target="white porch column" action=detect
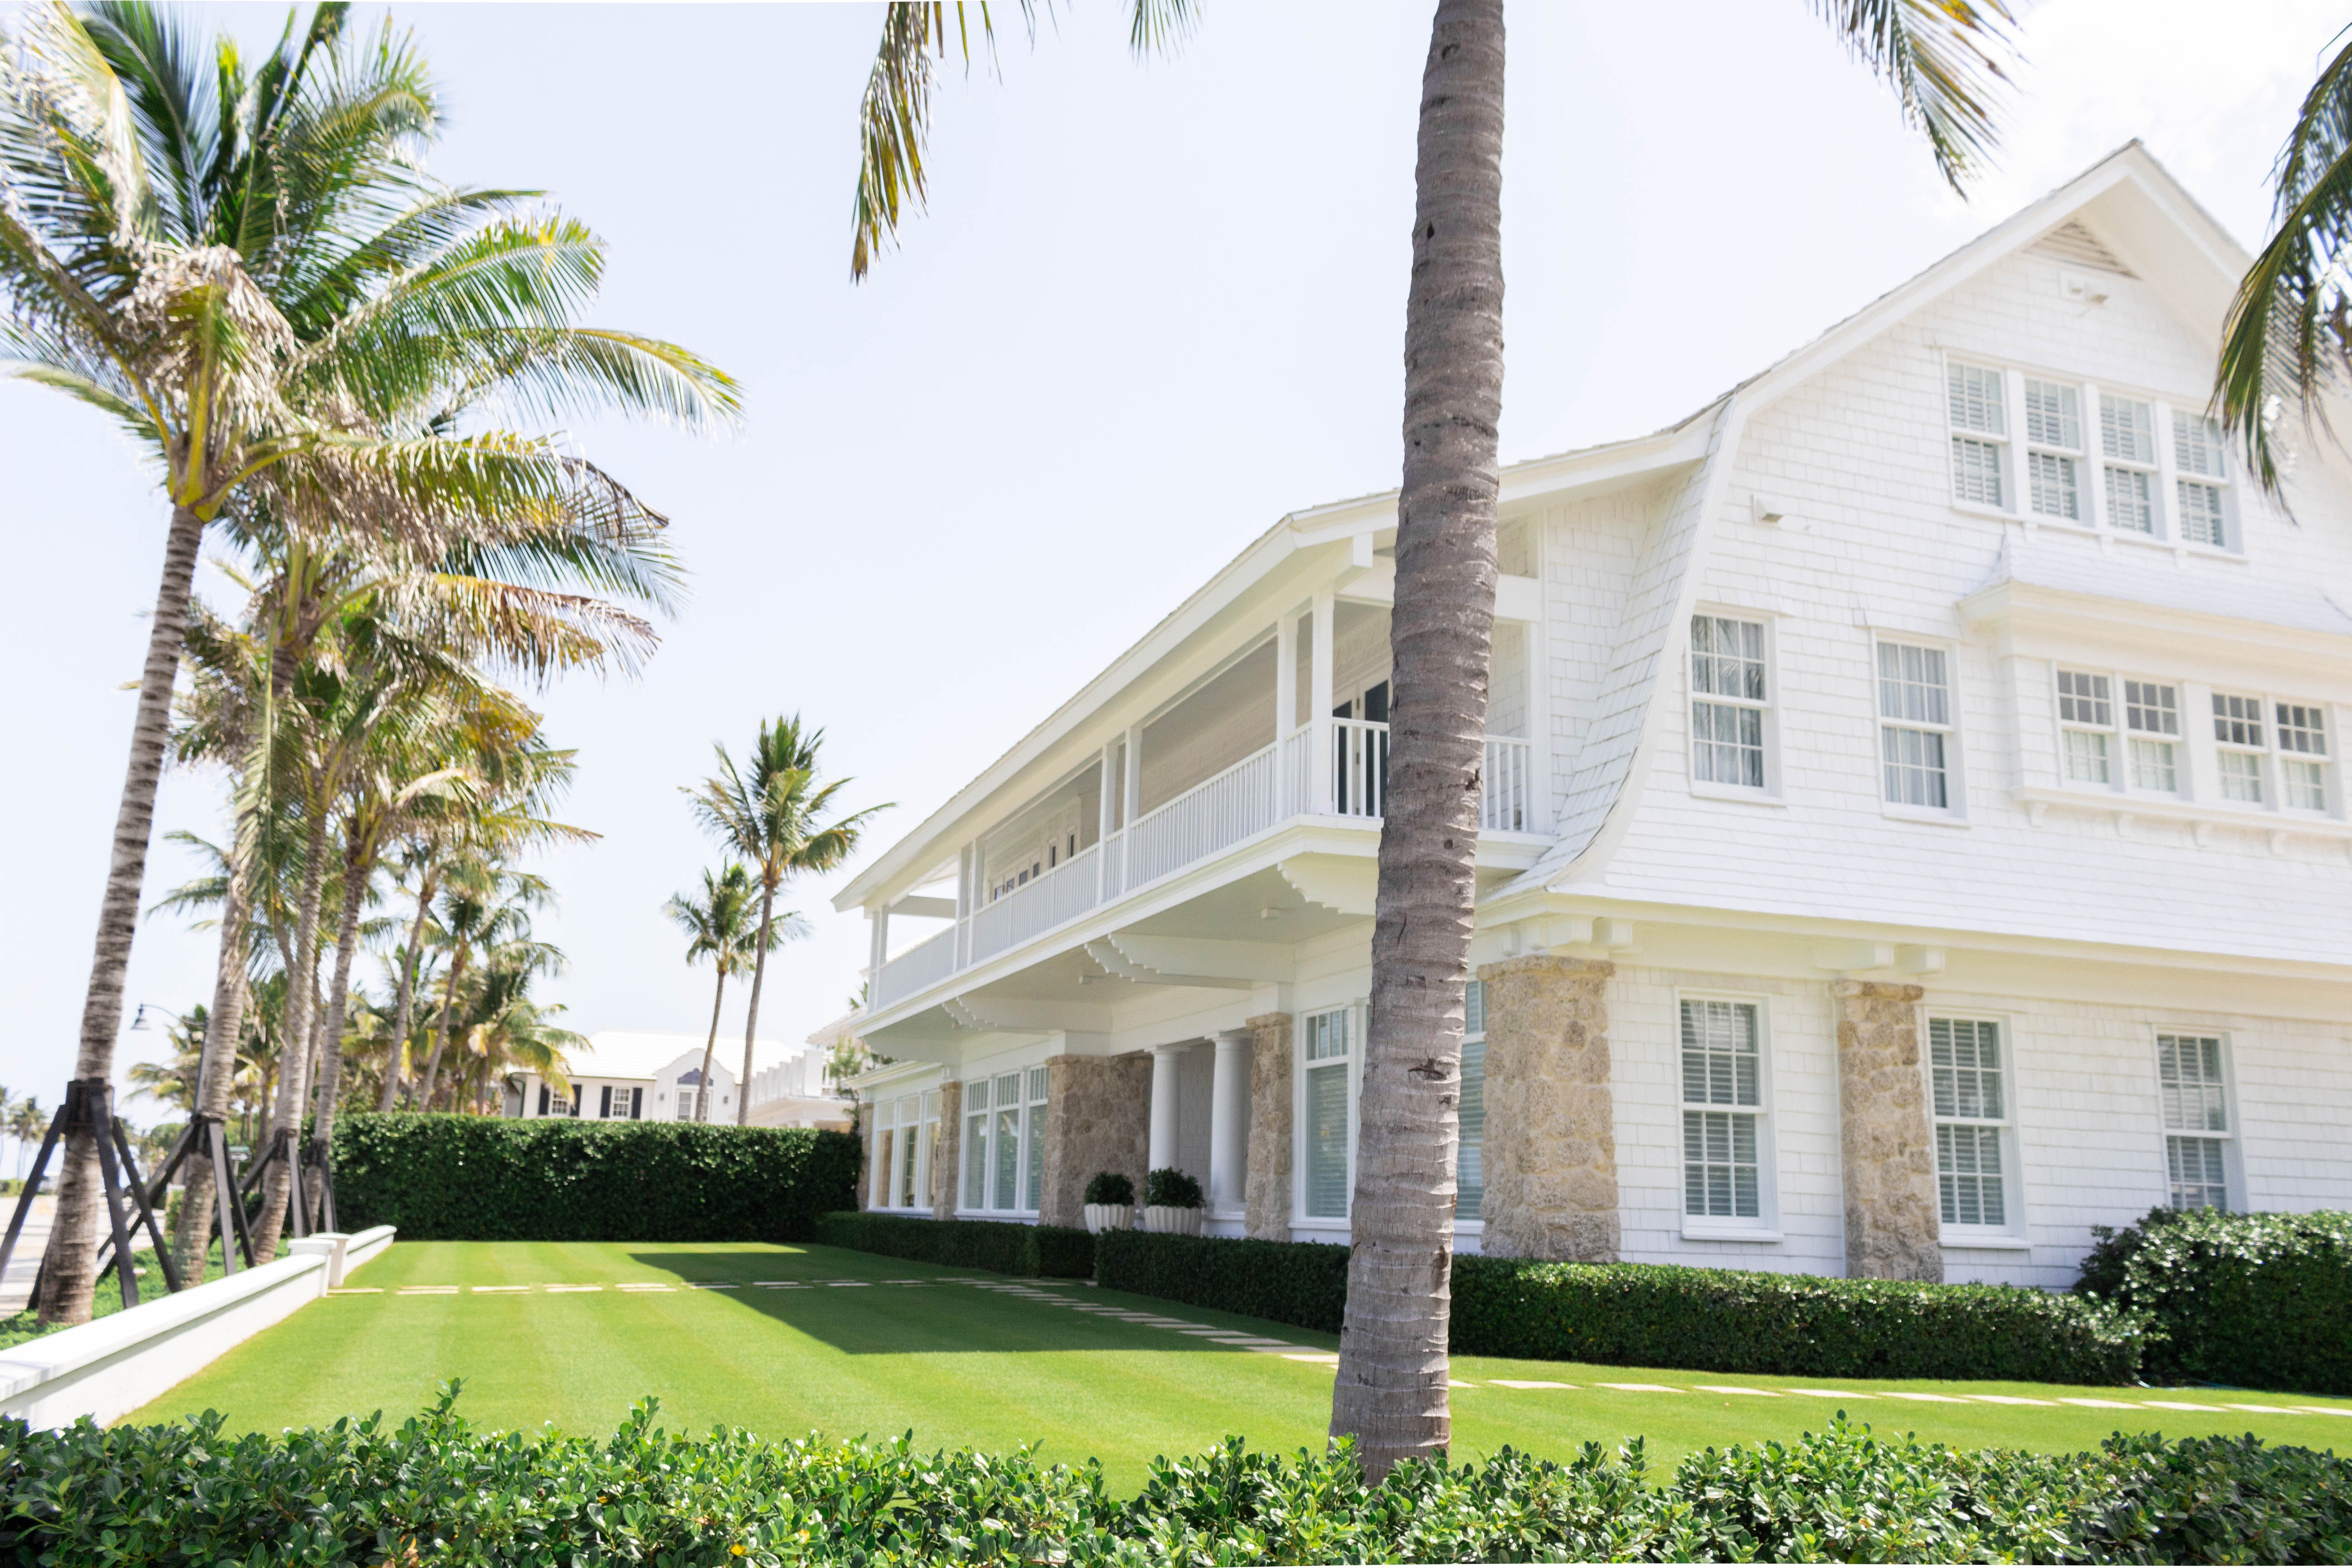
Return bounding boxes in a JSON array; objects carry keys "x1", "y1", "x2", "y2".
[
  {"x1": 1209, "y1": 1028, "x2": 1252, "y2": 1215},
  {"x1": 1097, "y1": 740, "x2": 1119, "y2": 900},
  {"x1": 1122, "y1": 723, "x2": 1144, "y2": 882},
  {"x1": 1309, "y1": 587, "x2": 1336, "y2": 813},
  {"x1": 954, "y1": 843, "x2": 973, "y2": 967},
  {"x1": 1148, "y1": 1043, "x2": 1187, "y2": 1175},
  {"x1": 1274, "y1": 612, "x2": 1298, "y2": 810},
  {"x1": 867, "y1": 908, "x2": 890, "y2": 1001}
]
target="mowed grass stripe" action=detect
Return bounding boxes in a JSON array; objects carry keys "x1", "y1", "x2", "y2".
[{"x1": 122, "y1": 1243, "x2": 2347, "y2": 1489}]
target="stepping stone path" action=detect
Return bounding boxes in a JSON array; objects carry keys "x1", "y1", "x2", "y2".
[{"x1": 353, "y1": 1272, "x2": 2352, "y2": 1424}]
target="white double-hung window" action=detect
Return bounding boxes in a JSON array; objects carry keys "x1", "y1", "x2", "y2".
[
  {"x1": 1928, "y1": 1017, "x2": 2014, "y2": 1233},
  {"x1": 2209, "y1": 691, "x2": 2331, "y2": 812},
  {"x1": 2101, "y1": 394, "x2": 2159, "y2": 534},
  {"x1": 1690, "y1": 614, "x2": 1770, "y2": 791},
  {"x1": 2055, "y1": 669, "x2": 2112, "y2": 784},
  {"x1": 2157, "y1": 1034, "x2": 2232, "y2": 1211},
  {"x1": 1948, "y1": 362, "x2": 2008, "y2": 506},
  {"x1": 2126, "y1": 680, "x2": 2182, "y2": 793},
  {"x1": 1301, "y1": 1007, "x2": 1354, "y2": 1220},
  {"x1": 871, "y1": 1093, "x2": 939, "y2": 1211},
  {"x1": 1456, "y1": 981, "x2": 1486, "y2": 1225},
  {"x1": 2022, "y1": 378, "x2": 2084, "y2": 521},
  {"x1": 1681, "y1": 998, "x2": 1769, "y2": 1227},
  {"x1": 2277, "y1": 703, "x2": 2332, "y2": 811},
  {"x1": 2172, "y1": 413, "x2": 2234, "y2": 549},
  {"x1": 2211, "y1": 692, "x2": 2268, "y2": 804},
  {"x1": 1878, "y1": 640, "x2": 1957, "y2": 812},
  {"x1": 960, "y1": 1068, "x2": 1048, "y2": 1213}
]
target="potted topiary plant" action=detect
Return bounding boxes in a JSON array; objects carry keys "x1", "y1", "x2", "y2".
[
  {"x1": 1082, "y1": 1171, "x2": 1135, "y2": 1234},
  {"x1": 1142, "y1": 1166, "x2": 1205, "y2": 1235}
]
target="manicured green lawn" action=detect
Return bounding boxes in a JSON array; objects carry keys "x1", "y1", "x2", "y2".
[{"x1": 128, "y1": 1241, "x2": 2351, "y2": 1489}]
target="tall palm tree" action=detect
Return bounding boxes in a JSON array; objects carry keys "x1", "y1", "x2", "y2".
[
  {"x1": 848, "y1": 0, "x2": 2014, "y2": 1477},
  {"x1": 2218, "y1": 37, "x2": 2352, "y2": 500},
  {"x1": 664, "y1": 863, "x2": 798, "y2": 1122},
  {"x1": 687, "y1": 718, "x2": 887, "y2": 1125},
  {"x1": 414, "y1": 869, "x2": 550, "y2": 1111},
  {"x1": 4, "y1": 0, "x2": 736, "y2": 1325}
]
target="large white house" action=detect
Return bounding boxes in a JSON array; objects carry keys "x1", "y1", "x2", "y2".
[
  {"x1": 505, "y1": 1031, "x2": 852, "y2": 1130},
  {"x1": 833, "y1": 145, "x2": 2352, "y2": 1290}
]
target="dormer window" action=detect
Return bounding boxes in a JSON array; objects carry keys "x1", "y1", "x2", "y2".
[
  {"x1": 2099, "y1": 395, "x2": 2157, "y2": 533},
  {"x1": 2173, "y1": 412, "x2": 2232, "y2": 548},
  {"x1": 2022, "y1": 378, "x2": 2082, "y2": 521},
  {"x1": 1947, "y1": 362, "x2": 2007, "y2": 507}
]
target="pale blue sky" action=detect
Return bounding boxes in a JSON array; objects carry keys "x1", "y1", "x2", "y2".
[{"x1": 1, "y1": 0, "x2": 2337, "y2": 1116}]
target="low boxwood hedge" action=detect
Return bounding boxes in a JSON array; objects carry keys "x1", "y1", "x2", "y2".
[
  {"x1": 1098, "y1": 1230, "x2": 2145, "y2": 1384},
  {"x1": 15, "y1": 1389, "x2": 2352, "y2": 1563},
  {"x1": 814, "y1": 1210, "x2": 1095, "y2": 1278},
  {"x1": 331, "y1": 1114, "x2": 859, "y2": 1242},
  {"x1": 2078, "y1": 1207, "x2": 2352, "y2": 1394}
]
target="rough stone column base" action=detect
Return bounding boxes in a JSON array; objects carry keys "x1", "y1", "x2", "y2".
[
  {"x1": 855, "y1": 1102, "x2": 877, "y2": 1211},
  {"x1": 1037, "y1": 1054, "x2": 1150, "y2": 1231},
  {"x1": 930, "y1": 1079, "x2": 963, "y2": 1220},
  {"x1": 1478, "y1": 954, "x2": 1620, "y2": 1262},
  {"x1": 1244, "y1": 1012, "x2": 1293, "y2": 1240},
  {"x1": 1833, "y1": 980, "x2": 1944, "y2": 1282}
]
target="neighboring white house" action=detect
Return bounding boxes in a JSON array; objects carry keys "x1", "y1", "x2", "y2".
[
  {"x1": 504, "y1": 1031, "x2": 852, "y2": 1130},
  {"x1": 831, "y1": 144, "x2": 2352, "y2": 1291}
]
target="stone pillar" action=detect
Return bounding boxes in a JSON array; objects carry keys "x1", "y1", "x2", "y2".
[
  {"x1": 1208, "y1": 1029, "x2": 1252, "y2": 1217},
  {"x1": 930, "y1": 1079, "x2": 962, "y2": 1220},
  {"x1": 1833, "y1": 980, "x2": 1944, "y2": 1282},
  {"x1": 1148, "y1": 1044, "x2": 1188, "y2": 1175},
  {"x1": 1478, "y1": 954, "x2": 1620, "y2": 1261},
  {"x1": 1244, "y1": 1012, "x2": 1293, "y2": 1240},
  {"x1": 856, "y1": 1101, "x2": 878, "y2": 1211},
  {"x1": 1036, "y1": 1053, "x2": 1151, "y2": 1230}
]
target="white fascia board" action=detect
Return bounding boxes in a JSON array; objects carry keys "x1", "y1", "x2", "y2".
[
  {"x1": 1959, "y1": 579, "x2": 2352, "y2": 679},
  {"x1": 847, "y1": 1058, "x2": 943, "y2": 1094}
]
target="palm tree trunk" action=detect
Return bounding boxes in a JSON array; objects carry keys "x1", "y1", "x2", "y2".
[
  {"x1": 416, "y1": 942, "x2": 467, "y2": 1112},
  {"x1": 308, "y1": 838, "x2": 368, "y2": 1210},
  {"x1": 1328, "y1": 0, "x2": 1506, "y2": 1483},
  {"x1": 379, "y1": 875, "x2": 435, "y2": 1112},
  {"x1": 40, "y1": 502, "x2": 208, "y2": 1325},
  {"x1": 737, "y1": 890, "x2": 778, "y2": 1126},
  {"x1": 695, "y1": 969, "x2": 728, "y2": 1123},
  {"x1": 254, "y1": 804, "x2": 332, "y2": 1259}
]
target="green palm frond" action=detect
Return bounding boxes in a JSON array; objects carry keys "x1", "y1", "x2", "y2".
[
  {"x1": 2218, "y1": 34, "x2": 2352, "y2": 502},
  {"x1": 1806, "y1": 0, "x2": 2016, "y2": 195}
]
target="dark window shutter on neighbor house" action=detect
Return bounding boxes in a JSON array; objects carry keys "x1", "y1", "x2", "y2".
[
  {"x1": 538, "y1": 1084, "x2": 549, "y2": 1116},
  {"x1": 600, "y1": 1085, "x2": 612, "y2": 1117},
  {"x1": 631, "y1": 1087, "x2": 644, "y2": 1118}
]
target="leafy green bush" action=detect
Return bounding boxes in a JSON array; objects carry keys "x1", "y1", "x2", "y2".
[
  {"x1": 1099, "y1": 1231, "x2": 2142, "y2": 1382},
  {"x1": 1144, "y1": 1167, "x2": 1202, "y2": 1209},
  {"x1": 1097, "y1": 1229, "x2": 1349, "y2": 1330},
  {"x1": 13, "y1": 1389, "x2": 2352, "y2": 1564},
  {"x1": 2076, "y1": 1207, "x2": 2352, "y2": 1394},
  {"x1": 1083, "y1": 1171, "x2": 1134, "y2": 1206},
  {"x1": 331, "y1": 1114, "x2": 859, "y2": 1242},
  {"x1": 815, "y1": 1211, "x2": 1095, "y2": 1278}
]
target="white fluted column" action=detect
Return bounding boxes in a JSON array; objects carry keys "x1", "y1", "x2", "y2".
[
  {"x1": 1148, "y1": 1044, "x2": 1186, "y2": 1175},
  {"x1": 1209, "y1": 1029, "x2": 1251, "y2": 1216}
]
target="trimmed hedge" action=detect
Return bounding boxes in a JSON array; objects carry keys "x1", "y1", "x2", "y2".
[
  {"x1": 15, "y1": 1392, "x2": 2352, "y2": 1563},
  {"x1": 1098, "y1": 1230, "x2": 2145, "y2": 1383},
  {"x1": 331, "y1": 1114, "x2": 859, "y2": 1242},
  {"x1": 2078, "y1": 1207, "x2": 2352, "y2": 1394},
  {"x1": 815, "y1": 1211, "x2": 1096, "y2": 1278}
]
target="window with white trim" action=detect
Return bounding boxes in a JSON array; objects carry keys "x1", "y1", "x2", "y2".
[
  {"x1": 959, "y1": 1068, "x2": 1048, "y2": 1213},
  {"x1": 2100, "y1": 393, "x2": 2158, "y2": 534},
  {"x1": 1457, "y1": 982, "x2": 1485, "y2": 1224},
  {"x1": 1878, "y1": 641, "x2": 1955, "y2": 810},
  {"x1": 2055, "y1": 669, "x2": 2112, "y2": 784},
  {"x1": 2172, "y1": 412, "x2": 2233, "y2": 549},
  {"x1": 2022, "y1": 377, "x2": 2083, "y2": 521},
  {"x1": 2126, "y1": 680, "x2": 2181, "y2": 793},
  {"x1": 1690, "y1": 615, "x2": 1769, "y2": 790},
  {"x1": 1948, "y1": 362, "x2": 2008, "y2": 507},
  {"x1": 2212, "y1": 693, "x2": 2267, "y2": 804},
  {"x1": 1928, "y1": 1018, "x2": 2012, "y2": 1230},
  {"x1": 2157, "y1": 1034, "x2": 2231, "y2": 1211},
  {"x1": 1302, "y1": 1008, "x2": 1353, "y2": 1219},
  {"x1": 2277, "y1": 703, "x2": 2331, "y2": 811},
  {"x1": 1680, "y1": 999, "x2": 1767, "y2": 1223}
]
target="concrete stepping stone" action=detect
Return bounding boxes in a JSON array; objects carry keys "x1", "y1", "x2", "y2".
[
  {"x1": 327, "y1": 1288, "x2": 382, "y2": 1295},
  {"x1": 2057, "y1": 1397, "x2": 2137, "y2": 1409},
  {"x1": 688, "y1": 1282, "x2": 739, "y2": 1289},
  {"x1": 1967, "y1": 1395, "x2": 2055, "y2": 1406},
  {"x1": 1283, "y1": 1352, "x2": 1340, "y2": 1364},
  {"x1": 1880, "y1": 1392, "x2": 1970, "y2": 1402},
  {"x1": 2224, "y1": 1403, "x2": 2287, "y2": 1412},
  {"x1": 1785, "y1": 1389, "x2": 1872, "y2": 1399},
  {"x1": 824, "y1": 1281, "x2": 872, "y2": 1288},
  {"x1": 1450, "y1": 1380, "x2": 1476, "y2": 1389},
  {"x1": 616, "y1": 1283, "x2": 674, "y2": 1292},
  {"x1": 1492, "y1": 1380, "x2": 1577, "y2": 1390},
  {"x1": 471, "y1": 1285, "x2": 530, "y2": 1294},
  {"x1": 1690, "y1": 1385, "x2": 1776, "y2": 1396},
  {"x1": 2296, "y1": 1406, "x2": 2352, "y2": 1416},
  {"x1": 1207, "y1": 1336, "x2": 1289, "y2": 1346},
  {"x1": 546, "y1": 1285, "x2": 603, "y2": 1293},
  {"x1": 398, "y1": 1286, "x2": 458, "y2": 1295},
  {"x1": 1599, "y1": 1383, "x2": 1682, "y2": 1393},
  {"x1": 2141, "y1": 1400, "x2": 2223, "y2": 1411}
]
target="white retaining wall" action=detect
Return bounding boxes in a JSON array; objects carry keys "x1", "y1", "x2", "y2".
[{"x1": 0, "y1": 1223, "x2": 395, "y2": 1429}]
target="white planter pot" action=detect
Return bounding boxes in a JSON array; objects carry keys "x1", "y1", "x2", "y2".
[
  {"x1": 1083, "y1": 1203, "x2": 1132, "y2": 1235},
  {"x1": 1142, "y1": 1205, "x2": 1204, "y2": 1236}
]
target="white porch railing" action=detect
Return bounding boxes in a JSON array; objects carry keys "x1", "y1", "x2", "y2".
[{"x1": 872, "y1": 720, "x2": 1541, "y2": 1009}]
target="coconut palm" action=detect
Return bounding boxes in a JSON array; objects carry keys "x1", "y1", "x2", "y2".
[
  {"x1": 414, "y1": 869, "x2": 552, "y2": 1112},
  {"x1": 5, "y1": 1, "x2": 736, "y2": 1324},
  {"x1": 665, "y1": 863, "x2": 799, "y2": 1123},
  {"x1": 10, "y1": 1101, "x2": 46, "y2": 1181},
  {"x1": 849, "y1": 0, "x2": 2014, "y2": 1477},
  {"x1": 2217, "y1": 38, "x2": 2352, "y2": 499},
  {"x1": 687, "y1": 718, "x2": 887, "y2": 1126}
]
